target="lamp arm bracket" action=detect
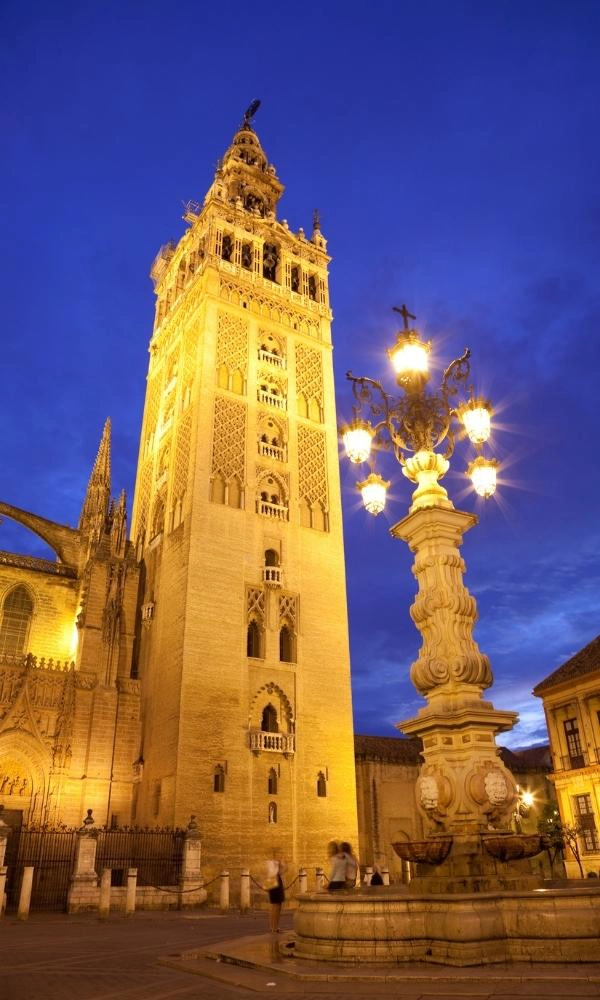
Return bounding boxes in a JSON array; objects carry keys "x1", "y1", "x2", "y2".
[{"x1": 441, "y1": 348, "x2": 471, "y2": 400}]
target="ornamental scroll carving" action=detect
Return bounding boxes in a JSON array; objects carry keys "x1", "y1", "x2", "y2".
[{"x1": 407, "y1": 546, "x2": 492, "y2": 696}]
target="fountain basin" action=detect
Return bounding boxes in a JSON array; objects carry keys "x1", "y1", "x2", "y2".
[
  {"x1": 481, "y1": 833, "x2": 545, "y2": 862},
  {"x1": 392, "y1": 837, "x2": 453, "y2": 865},
  {"x1": 294, "y1": 886, "x2": 600, "y2": 965}
]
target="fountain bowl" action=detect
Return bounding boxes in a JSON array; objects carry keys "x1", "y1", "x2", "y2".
[
  {"x1": 481, "y1": 833, "x2": 545, "y2": 862},
  {"x1": 392, "y1": 837, "x2": 453, "y2": 865}
]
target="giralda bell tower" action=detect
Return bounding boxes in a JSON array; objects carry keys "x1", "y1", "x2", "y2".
[{"x1": 131, "y1": 104, "x2": 358, "y2": 878}]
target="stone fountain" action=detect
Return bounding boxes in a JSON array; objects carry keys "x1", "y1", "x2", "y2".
[{"x1": 294, "y1": 320, "x2": 600, "y2": 965}]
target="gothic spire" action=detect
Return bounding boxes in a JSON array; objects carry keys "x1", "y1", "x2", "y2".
[{"x1": 78, "y1": 418, "x2": 112, "y2": 538}]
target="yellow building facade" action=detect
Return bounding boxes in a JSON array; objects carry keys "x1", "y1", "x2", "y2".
[
  {"x1": 534, "y1": 635, "x2": 600, "y2": 876},
  {"x1": 129, "y1": 113, "x2": 358, "y2": 878}
]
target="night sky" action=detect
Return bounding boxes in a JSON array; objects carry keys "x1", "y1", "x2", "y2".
[{"x1": 2, "y1": 2, "x2": 599, "y2": 748}]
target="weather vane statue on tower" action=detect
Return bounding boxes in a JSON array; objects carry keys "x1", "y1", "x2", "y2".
[{"x1": 242, "y1": 99, "x2": 261, "y2": 128}]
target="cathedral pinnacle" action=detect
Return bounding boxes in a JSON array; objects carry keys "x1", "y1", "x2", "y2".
[{"x1": 78, "y1": 418, "x2": 112, "y2": 538}]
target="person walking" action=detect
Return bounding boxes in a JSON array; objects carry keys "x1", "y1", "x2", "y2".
[
  {"x1": 264, "y1": 852, "x2": 286, "y2": 932},
  {"x1": 327, "y1": 841, "x2": 347, "y2": 892},
  {"x1": 341, "y1": 841, "x2": 359, "y2": 889}
]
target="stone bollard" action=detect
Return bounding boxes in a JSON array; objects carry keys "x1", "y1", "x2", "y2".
[
  {"x1": 178, "y1": 815, "x2": 206, "y2": 909},
  {"x1": 220, "y1": 871, "x2": 230, "y2": 911},
  {"x1": 68, "y1": 809, "x2": 99, "y2": 914},
  {"x1": 299, "y1": 867, "x2": 308, "y2": 893},
  {"x1": 18, "y1": 866, "x2": 34, "y2": 921},
  {"x1": 0, "y1": 866, "x2": 7, "y2": 916},
  {"x1": 316, "y1": 866, "x2": 326, "y2": 891},
  {"x1": 98, "y1": 868, "x2": 111, "y2": 920},
  {"x1": 382, "y1": 866, "x2": 390, "y2": 886},
  {"x1": 125, "y1": 868, "x2": 137, "y2": 917},
  {"x1": 365, "y1": 866, "x2": 373, "y2": 885},
  {"x1": 240, "y1": 868, "x2": 250, "y2": 913}
]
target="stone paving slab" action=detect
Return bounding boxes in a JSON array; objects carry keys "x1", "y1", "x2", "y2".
[
  {"x1": 1, "y1": 909, "x2": 599, "y2": 1000},
  {"x1": 165, "y1": 930, "x2": 600, "y2": 996}
]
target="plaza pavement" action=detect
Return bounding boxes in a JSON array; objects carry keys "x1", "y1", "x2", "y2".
[{"x1": 0, "y1": 908, "x2": 599, "y2": 1000}]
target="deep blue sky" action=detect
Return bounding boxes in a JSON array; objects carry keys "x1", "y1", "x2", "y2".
[{"x1": 2, "y1": 2, "x2": 599, "y2": 748}]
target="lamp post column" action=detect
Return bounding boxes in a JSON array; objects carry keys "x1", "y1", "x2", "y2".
[{"x1": 391, "y1": 490, "x2": 541, "y2": 891}]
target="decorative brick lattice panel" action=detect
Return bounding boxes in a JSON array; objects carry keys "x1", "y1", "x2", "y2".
[
  {"x1": 279, "y1": 594, "x2": 298, "y2": 629},
  {"x1": 216, "y1": 311, "x2": 248, "y2": 376},
  {"x1": 181, "y1": 325, "x2": 197, "y2": 388},
  {"x1": 297, "y1": 426, "x2": 328, "y2": 508},
  {"x1": 144, "y1": 375, "x2": 161, "y2": 442},
  {"x1": 211, "y1": 396, "x2": 246, "y2": 480},
  {"x1": 136, "y1": 461, "x2": 152, "y2": 538},
  {"x1": 247, "y1": 587, "x2": 265, "y2": 625},
  {"x1": 219, "y1": 279, "x2": 320, "y2": 338},
  {"x1": 173, "y1": 409, "x2": 192, "y2": 501},
  {"x1": 295, "y1": 345, "x2": 323, "y2": 407}
]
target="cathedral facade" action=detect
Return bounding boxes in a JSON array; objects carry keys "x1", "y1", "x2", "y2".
[{"x1": 0, "y1": 113, "x2": 359, "y2": 879}]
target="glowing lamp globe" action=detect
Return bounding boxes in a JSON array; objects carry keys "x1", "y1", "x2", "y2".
[
  {"x1": 459, "y1": 398, "x2": 492, "y2": 445},
  {"x1": 357, "y1": 473, "x2": 390, "y2": 516},
  {"x1": 388, "y1": 332, "x2": 430, "y2": 379},
  {"x1": 468, "y1": 456, "x2": 498, "y2": 498},
  {"x1": 341, "y1": 421, "x2": 374, "y2": 464},
  {"x1": 521, "y1": 791, "x2": 535, "y2": 809}
]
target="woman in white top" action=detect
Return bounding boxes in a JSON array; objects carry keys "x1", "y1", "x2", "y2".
[
  {"x1": 264, "y1": 854, "x2": 286, "y2": 932},
  {"x1": 327, "y1": 841, "x2": 347, "y2": 892}
]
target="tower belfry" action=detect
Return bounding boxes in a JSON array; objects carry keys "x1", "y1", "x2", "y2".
[{"x1": 131, "y1": 108, "x2": 357, "y2": 876}]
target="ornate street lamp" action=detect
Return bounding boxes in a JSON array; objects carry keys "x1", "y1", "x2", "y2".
[
  {"x1": 340, "y1": 306, "x2": 539, "y2": 895},
  {"x1": 341, "y1": 304, "x2": 498, "y2": 515}
]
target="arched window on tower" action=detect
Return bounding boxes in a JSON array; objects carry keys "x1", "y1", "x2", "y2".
[
  {"x1": 247, "y1": 620, "x2": 263, "y2": 658},
  {"x1": 279, "y1": 625, "x2": 295, "y2": 663},
  {"x1": 0, "y1": 585, "x2": 34, "y2": 656},
  {"x1": 221, "y1": 234, "x2": 233, "y2": 262},
  {"x1": 261, "y1": 703, "x2": 279, "y2": 733},
  {"x1": 317, "y1": 771, "x2": 327, "y2": 798},
  {"x1": 262, "y1": 243, "x2": 279, "y2": 283},
  {"x1": 308, "y1": 274, "x2": 317, "y2": 301},
  {"x1": 268, "y1": 768, "x2": 278, "y2": 795},
  {"x1": 241, "y1": 242, "x2": 253, "y2": 270},
  {"x1": 213, "y1": 765, "x2": 225, "y2": 793}
]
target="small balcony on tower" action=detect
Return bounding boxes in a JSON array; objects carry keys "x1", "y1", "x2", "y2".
[
  {"x1": 249, "y1": 730, "x2": 295, "y2": 755},
  {"x1": 263, "y1": 548, "x2": 282, "y2": 588},
  {"x1": 257, "y1": 498, "x2": 288, "y2": 520},
  {"x1": 258, "y1": 383, "x2": 287, "y2": 411},
  {"x1": 258, "y1": 440, "x2": 286, "y2": 462},
  {"x1": 258, "y1": 347, "x2": 286, "y2": 369}
]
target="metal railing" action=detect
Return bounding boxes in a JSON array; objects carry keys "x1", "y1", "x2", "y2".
[
  {"x1": 96, "y1": 829, "x2": 185, "y2": 888},
  {"x1": 556, "y1": 748, "x2": 600, "y2": 771}
]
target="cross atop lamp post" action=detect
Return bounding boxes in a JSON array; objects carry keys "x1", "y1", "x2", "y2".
[{"x1": 340, "y1": 308, "x2": 539, "y2": 894}]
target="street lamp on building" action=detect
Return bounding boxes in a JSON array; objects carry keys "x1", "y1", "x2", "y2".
[{"x1": 341, "y1": 305, "x2": 498, "y2": 514}]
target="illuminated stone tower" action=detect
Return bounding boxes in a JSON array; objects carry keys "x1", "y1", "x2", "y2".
[{"x1": 131, "y1": 107, "x2": 358, "y2": 878}]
